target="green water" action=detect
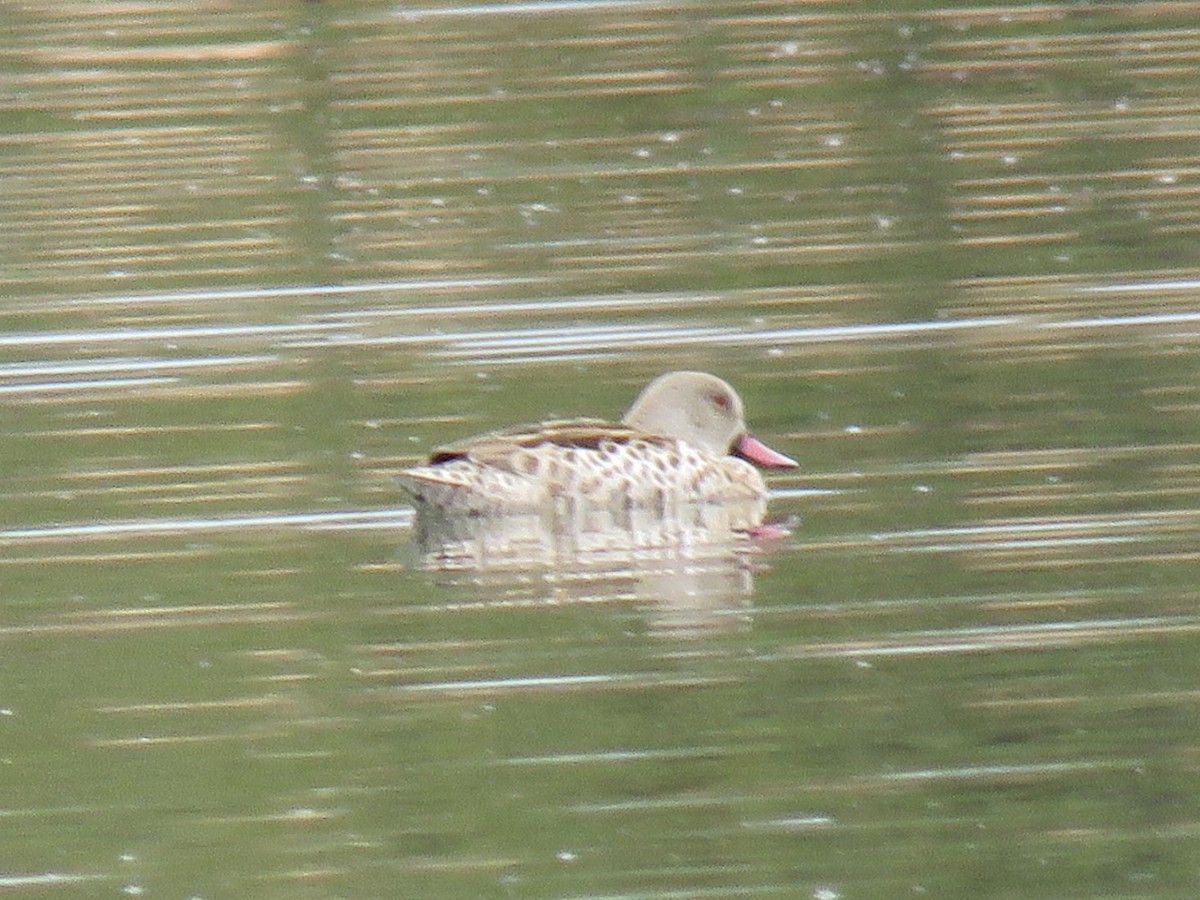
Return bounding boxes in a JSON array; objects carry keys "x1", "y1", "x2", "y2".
[{"x1": 4, "y1": 1, "x2": 1200, "y2": 897}]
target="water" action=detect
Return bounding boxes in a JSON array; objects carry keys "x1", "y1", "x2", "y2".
[{"x1": 4, "y1": 2, "x2": 1200, "y2": 897}]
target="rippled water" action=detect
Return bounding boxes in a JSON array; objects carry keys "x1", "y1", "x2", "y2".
[{"x1": 4, "y1": 2, "x2": 1200, "y2": 897}]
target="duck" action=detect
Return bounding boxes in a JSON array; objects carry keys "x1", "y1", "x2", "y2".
[{"x1": 397, "y1": 371, "x2": 797, "y2": 517}]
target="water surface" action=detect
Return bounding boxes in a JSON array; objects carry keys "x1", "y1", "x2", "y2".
[{"x1": 4, "y1": 2, "x2": 1200, "y2": 897}]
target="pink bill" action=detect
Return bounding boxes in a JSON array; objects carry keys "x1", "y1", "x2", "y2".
[{"x1": 735, "y1": 433, "x2": 798, "y2": 469}]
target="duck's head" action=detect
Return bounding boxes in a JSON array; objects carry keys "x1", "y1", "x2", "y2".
[{"x1": 622, "y1": 371, "x2": 798, "y2": 468}]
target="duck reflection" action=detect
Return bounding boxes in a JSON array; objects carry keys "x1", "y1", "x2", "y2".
[{"x1": 410, "y1": 502, "x2": 775, "y2": 636}]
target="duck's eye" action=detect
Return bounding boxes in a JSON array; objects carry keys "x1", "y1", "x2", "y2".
[{"x1": 710, "y1": 392, "x2": 732, "y2": 411}]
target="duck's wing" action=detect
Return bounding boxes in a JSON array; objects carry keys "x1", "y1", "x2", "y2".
[{"x1": 427, "y1": 418, "x2": 673, "y2": 472}]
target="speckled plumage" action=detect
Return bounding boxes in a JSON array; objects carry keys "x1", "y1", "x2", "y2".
[{"x1": 398, "y1": 372, "x2": 795, "y2": 518}]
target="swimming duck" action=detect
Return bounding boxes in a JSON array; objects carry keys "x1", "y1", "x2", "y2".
[{"x1": 398, "y1": 370, "x2": 797, "y2": 516}]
